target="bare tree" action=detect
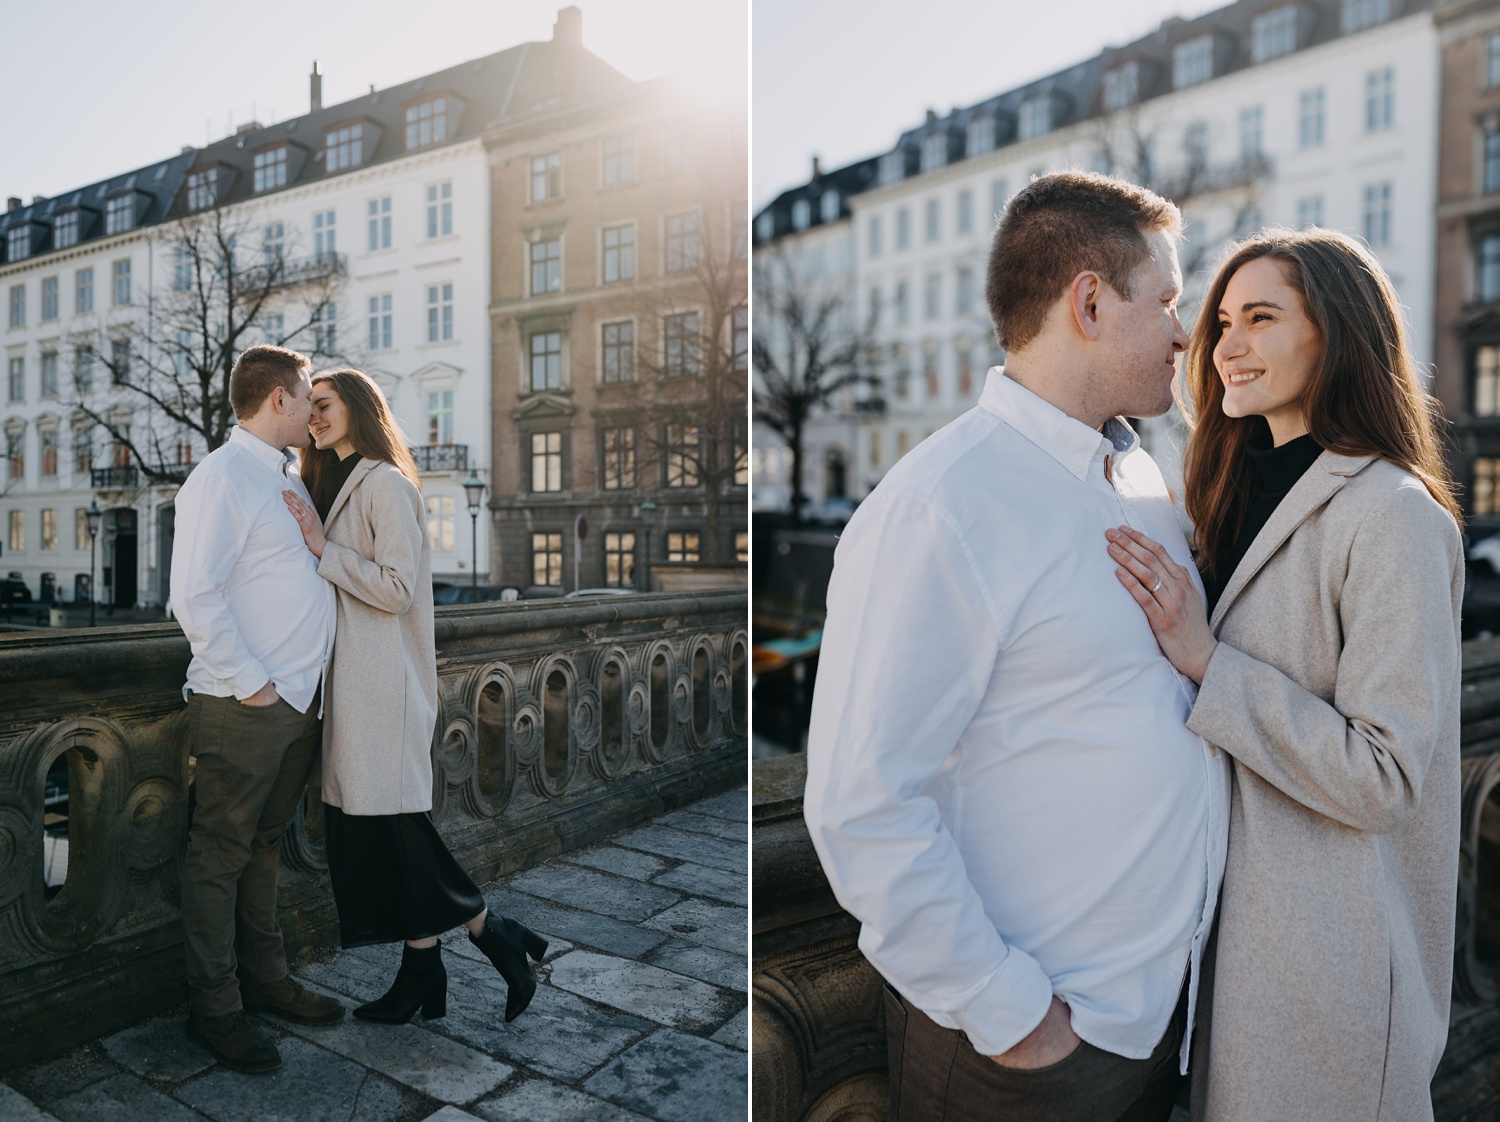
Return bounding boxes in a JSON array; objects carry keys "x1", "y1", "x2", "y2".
[
  {"x1": 71, "y1": 203, "x2": 347, "y2": 485},
  {"x1": 752, "y1": 249, "x2": 867, "y2": 523}
]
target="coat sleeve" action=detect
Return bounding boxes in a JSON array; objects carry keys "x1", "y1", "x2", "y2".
[
  {"x1": 316, "y1": 468, "x2": 424, "y2": 616},
  {"x1": 1187, "y1": 481, "x2": 1463, "y2": 834}
]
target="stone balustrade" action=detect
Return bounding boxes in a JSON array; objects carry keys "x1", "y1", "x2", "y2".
[
  {"x1": 753, "y1": 635, "x2": 1500, "y2": 1122},
  {"x1": 0, "y1": 590, "x2": 746, "y2": 1070}
]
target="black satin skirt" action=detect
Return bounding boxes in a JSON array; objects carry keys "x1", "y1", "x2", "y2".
[{"x1": 323, "y1": 804, "x2": 486, "y2": 947}]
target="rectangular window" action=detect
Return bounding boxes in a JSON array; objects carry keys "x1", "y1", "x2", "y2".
[
  {"x1": 54, "y1": 210, "x2": 79, "y2": 249},
  {"x1": 172, "y1": 247, "x2": 192, "y2": 292},
  {"x1": 1297, "y1": 195, "x2": 1324, "y2": 229},
  {"x1": 603, "y1": 532, "x2": 636, "y2": 588},
  {"x1": 7, "y1": 357, "x2": 22, "y2": 402},
  {"x1": 530, "y1": 331, "x2": 562, "y2": 391},
  {"x1": 112, "y1": 259, "x2": 131, "y2": 305},
  {"x1": 405, "y1": 97, "x2": 448, "y2": 150},
  {"x1": 325, "y1": 122, "x2": 363, "y2": 172},
  {"x1": 7, "y1": 432, "x2": 24, "y2": 481},
  {"x1": 314, "y1": 210, "x2": 336, "y2": 259},
  {"x1": 427, "y1": 389, "x2": 454, "y2": 445},
  {"x1": 263, "y1": 222, "x2": 285, "y2": 266},
  {"x1": 1299, "y1": 88, "x2": 1325, "y2": 148},
  {"x1": 603, "y1": 134, "x2": 636, "y2": 185},
  {"x1": 1366, "y1": 67, "x2": 1395, "y2": 132},
  {"x1": 1172, "y1": 35, "x2": 1214, "y2": 90},
  {"x1": 40, "y1": 432, "x2": 57, "y2": 478},
  {"x1": 40, "y1": 508, "x2": 56, "y2": 550},
  {"x1": 531, "y1": 153, "x2": 562, "y2": 203},
  {"x1": 40, "y1": 277, "x2": 58, "y2": 322},
  {"x1": 1342, "y1": 0, "x2": 1392, "y2": 34},
  {"x1": 1018, "y1": 97, "x2": 1054, "y2": 141},
  {"x1": 735, "y1": 531, "x2": 749, "y2": 562},
  {"x1": 111, "y1": 338, "x2": 131, "y2": 384},
  {"x1": 602, "y1": 427, "x2": 636, "y2": 490},
  {"x1": 1363, "y1": 182, "x2": 1393, "y2": 248},
  {"x1": 664, "y1": 312, "x2": 700, "y2": 377},
  {"x1": 602, "y1": 321, "x2": 634, "y2": 383},
  {"x1": 896, "y1": 208, "x2": 911, "y2": 250},
  {"x1": 1479, "y1": 233, "x2": 1500, "y2": 302},
  {"x1": 105, "y1": 194, "x2": 134, "y2": 234},
  {"x1": 666, "y1": 531, "x2": 700, "y2": 563},
  {"x1": 925, "y1": 199, "x2": 941, "y2": 243},
  {"x1": 1476, "y1": 344, "x2": 1500, "y2": 416},
  {"x1": 1489, "y1": 32, "x2": 1500, "y2": 89},
  {"x1": 967, "y1": 113, "x2": 995, "y2": 155},
  {"x1": 252, "y1": 147, "x2": 287, "y2": 193},
  {"x1": 368, "y1": 294, "x2": 392, "y2": 350},
  {"x1": 868, "y1": 216, "x2": 883, "y2": 258},
  {"x1": 956, "y1": 266, "x2": 975, "y2": 315},
  {"x1": 666, "y1": 425, "x2": 701, "y2": 488},
  {"x1": 531, "y1": 239, "x2": 562, "y2": 295},
  {"x1": 7, "y1": 510, "x2": 22, "y2": 549},
  {"x1": 530, "y1": 431, "x2": 562, "y2": 493},
  {"x1": 74, "y1": 429, "x2": 93, "y2": 476},
  {"x1": 924, "y1": 274, "x2": 941, "y2": 320},
  {"x1": 367, "y1": 196, "x2": 392, "y2": 251},
  {"x1": 426, "y1": 283, "x2": 453, "y2": 343},
  {"x1": 314, "y1": 302, "x2": 336, "y2": 354},
  {"x1": 602, "y1": 224, "x2": 635, "y2": 283},
  {"x1": 1477, "y1": 458, "x2": 1500, "y2": 517},
  {"x1": 665, "y1": 212, "x2": 701, "y2": 273},
  {"x1": 1239, "y1": 106, "x2": 1264, "y2": 162},
  {"x1": 1102, "y1": 63, "x2": 1139, "y2": 112},
  {"x1": 895, "y1": 280, "x2": 909, "y2": 324},
  {"x1": 425, "y1": 495, "x2": 454, "y2": 552},
  {"x1": 426, "y1": 182, "x2": 453, "y2": 238},
  {"x1": 991, "y1": 180, "x2": 1008, "y2": 221},
  {"x1": 1251, "y1": 4, "x2": 1298, "y2": 64},
  {"x1": 75, "y1": 268, "x2": 93, "y2": 314},
  {"x1": 956, "y1": 189, "x2": 973, "y2": 235},
  {"x1": 821, "y1": 190, "x2": 840, "y2": 224},
  {"x1": 187, "y1": 168, "x2": 217, "y2": 210},
  {"x1": 532, "y1": 532, "x2": 563, "y2": 586},
  {"x1": 175, "y1": 330, "x2": 194, "y2": 376},
  {"x1": 9, "y1": 285, "x2": 23, "y2": 328},
  {"x1": 74, "y1": 346, "x2": 92, "y2": 393},
  {"x1": 75, "y1": 506, "x2": 91, "y2": 550},
  {"x1": 40, "y1": 351, "x2": 57, "y2": 398}
]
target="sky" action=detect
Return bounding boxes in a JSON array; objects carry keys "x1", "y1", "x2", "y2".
[
  {"x1": 753, "y1": 0, "x2": 1228, "y2": 207},
  {"x1": 0, "y1": 0, "x2": 748, "y2": 203}
]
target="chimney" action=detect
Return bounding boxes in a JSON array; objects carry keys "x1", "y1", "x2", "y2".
[
  {"x1": 6, "y1": 198, "x2": 20, "y2": 212},
  {"x1": 812, "y1": 156, "x2": 822, "y2": 178},
  {"x1": 925, "y1": 109, "x2": 937, "y2": 124},
  {"x1": 554, "y1": 6, "x2": 581, "y2": 100},
  {"x1": 310, "y1": 62, "x2": 322, "y2": 112},
  {"x1": 553, "y1": 6, "x2": 583, "y2": 47},
  {"x1": 32, "y1": 196, "x2": 44, "y2": 205}
]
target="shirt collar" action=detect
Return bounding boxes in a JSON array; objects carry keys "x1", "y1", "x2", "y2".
[
  {"x1": 977, "y1": 367, "x2": 1139, "y2": 482},
  {"x1": 228, "y1": 425, "x2": 294, "y2": 475}
]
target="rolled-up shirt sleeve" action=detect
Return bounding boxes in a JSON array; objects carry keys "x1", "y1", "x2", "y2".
[
  {"x1": 803, "y1": 492, "x2": 1053, "y2": 1057},
  {"x1": 170, "y1": 471, "x2": 269, "y2": 699}
]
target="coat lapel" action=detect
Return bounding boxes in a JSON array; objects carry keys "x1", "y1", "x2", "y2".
[
  {"x1": 323, "y1": 459, "x2": 380, "y2": 529},
  {"x1": 1208, "y1": 451, "x2": 1376, "y2": 632}
]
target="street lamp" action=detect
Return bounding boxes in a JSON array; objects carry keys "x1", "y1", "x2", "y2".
[
  {"x1": 637, "y1": 497, "x2": 657, "y2": 593},
  {"x1": 85, "y1": 501, "x2": 102, "y2": 628},
  {"x1": 462, "y1": 469, "x2": 486, "y2": 596}
]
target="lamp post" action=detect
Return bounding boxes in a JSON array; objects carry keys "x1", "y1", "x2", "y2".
[
  {"x1": 85, "y1": 501, "x2": 101, "y2": 628},
  {"x1": 462, "y1": 469, "x2": 486, "y2": 596},
  {"x1": 637, "y1": 497, "x2": 657, "y2": 593}
]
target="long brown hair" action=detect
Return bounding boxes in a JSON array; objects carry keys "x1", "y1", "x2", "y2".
[
  {"x1": 1182, "y1": 228, "x2": 1460, "y2": 580},
  {"x1": 298, "y1": 368, "x2": 420, "y2": 499}
]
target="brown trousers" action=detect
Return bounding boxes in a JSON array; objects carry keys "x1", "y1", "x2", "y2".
[
  {"x1": 885, "y1": 983, "x2": 1187, "y2": 1122},
  {"x1": 180, "y1": 691, "x2": 320, "y2": 1018}
]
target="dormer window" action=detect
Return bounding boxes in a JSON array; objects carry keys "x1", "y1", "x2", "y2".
[
  {"x1": 1018, "y1": 94, "x2": 1059, "y2": 140},
  {"x1": 920, "y1": 131, "x2": 948, "y2": 173},
  {"x1": 821, "y1": 189, "x2": 840, "y2": 223},
  {"x1": 104, "y1": 194, "x2": 135, "y2": 235},
  {"x1": 1102, "y1": 62, "x2": 1140, "y2": 112},
  {"x1": 967, "y1": 114, "x2": 995, "y2": 157},
  {"x1": 1251, "y1": 5, "x2": 1299, "y2": 63},
  {"x1": 1342, "y1": 0, "x2": 1393, "y2": 33},
  {"x1": 406, "y1": 96, "x2": 448, "y2": 150},
  {"x1": 54, "y1": 210, "x2": 79, "y2": 249},
  {"x1": 755, "y1": 212, "x2": 774, "y2": 242},
  {"x1": 879, "y1": 150, "x2": 905, "y2": 187},
  {"x1": 1172, "y1": 35, "x2": 1215, "y2": 89},
  {"x1": 792, "y1": 199, "x2": 810, "y2": 231},
  {"x1": 253, "y1": 146, "x2": 288, "y2": 193},
  {"x1": 326, "y1": 123, "x2": 364, "y2": 172},
  {"x1": 7, "y1": 225, "x2": 30, "y2": 261},
  {"x1": 186, "y1": 168, "x2": 218, "y2": 211}
]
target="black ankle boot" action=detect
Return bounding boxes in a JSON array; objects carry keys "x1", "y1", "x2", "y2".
[
  {"x1": 354, "y1": 942, "x2": 446, "y2": 1023},
  {"x1": 469, "y1": 913, "x2": 548, "y2": 1022}
]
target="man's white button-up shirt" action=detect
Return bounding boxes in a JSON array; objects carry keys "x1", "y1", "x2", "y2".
[
  {"x1": 172, "y1": 426, "x2": 336, "y2": 714},
  {"x1": 804, "y1": 369, "x2": 1230, "y2": 1072}
]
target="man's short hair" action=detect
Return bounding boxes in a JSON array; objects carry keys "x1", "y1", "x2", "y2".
[
  {"x1": 985, "y1": 171, "x2": 1182, "y2": 352},
  {"x1": 229, "y1": 345, "x2": 310, "y2": 420}
]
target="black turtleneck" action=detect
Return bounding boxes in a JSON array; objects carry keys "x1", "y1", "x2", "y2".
[
  {"x1": 1203, "y1": 430, "x2": 1323, "y2": 616},
  {"x1": 313, "y1": 451, "x2": 362, "y2": 522}
]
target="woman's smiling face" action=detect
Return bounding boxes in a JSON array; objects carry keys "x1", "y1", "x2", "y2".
[
  {"x1": 1213, "y1": 256, "x2": 1323, "y2": 446},
  {"x1": 309, "y1": 383, "x2": 353, "y2": 454}
]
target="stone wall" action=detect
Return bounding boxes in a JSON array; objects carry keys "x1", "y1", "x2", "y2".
[
  {"x1": 752, "y1": 636, "x2": 1500, "y2": 1122},
  {"x1": 0, "y1": 590, "x2": 747, "y2": 1070}
]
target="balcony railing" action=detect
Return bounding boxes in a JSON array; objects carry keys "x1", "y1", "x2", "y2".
[
  {"x1": 91, "y1": 466, "x2": 138, "y2": 489},
  {"x1": 413, "y1": 443, "x2": 469, "y2": 472},
  {"x1": 238, "y1": 251, "x2": 347, "y2": 292}
]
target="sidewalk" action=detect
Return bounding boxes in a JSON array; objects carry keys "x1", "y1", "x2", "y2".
[{"x1": 0, "y1": 788, "x2": 748, "y2": 1122}]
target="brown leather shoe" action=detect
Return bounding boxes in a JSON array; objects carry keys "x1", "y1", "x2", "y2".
[
  {"x1": 186, "y1": 1010, "x2": 281, "y2": 1073},
  {"x1": 241, "y1": 975, "x2": 346, "y2": 1026}
]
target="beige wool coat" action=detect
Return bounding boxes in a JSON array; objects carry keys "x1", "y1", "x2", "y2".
[
  {"x1": 1186, "y1": 453, "x2": 1463, "y2": 1122},
  {"x1": 316, "y1": 459, "x2": 439, "y2": 816}
]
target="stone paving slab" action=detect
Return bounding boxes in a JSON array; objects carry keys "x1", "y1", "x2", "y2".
[
  {"x1": 100, "y1": 1013, "x2": 217, "y2": 1082},
  {"x1": 440, "y1": 924, "x2": 574, "y2": 968},
  {"x1": 547, "y1": 951, "x2": 738, "y2": 1032},
  {"x1": 710, "y1": 1011, "x2": 748, "y2": 1052},
  {"x1": 471, "y1": 1074, "x2": 656, "y2": 1122},
  {"x1": 565, "y1": 845, "x2": 673, "y2": 883},
  {"x1": 684, "y1": 790, "x2": 748, "y2": 821},
  {"x1": 279, "y1": 1010, "x2": 515, "y2": 1103},
  {"x1": 421, "y1": 1108, "x2": 484, "y2": 1122},
  {"x1": 641, "y1": 899, "x2": 748, "y2": 955},
  {"x1": 0, "y1": 1082, "x2": 62, "y2": 1121},
  {"x1": 653, "y1": 809, "x2": 748, "y2": 842},
  {"x1": 6, "y1": 1048, "x2": 116, "y2": 1106},
  {"x1": 584, "y1": 1028, "x2": 748, "y2": 1122},
  {"x1": 505, "y1": 864, "x2": 683, "y2": 923},
  {"x1": 653, "y1": 861, "x2": 746, "y2": 907},
  {"x1": 644, "y1": 940, "x2": 748, "y2": 994},
  {"x1": 480, "y1": 888, "x2": 669, "y2": 959},
  {"x1": 46, "y1": 1072, "x2": 203, "y2": 1122},
  {"x1": 612, "y1": 824, "x2": 747, "y2": 874},
  {"x1": 174, "y1": 1034, "x2": 434, "y2": 1122}
]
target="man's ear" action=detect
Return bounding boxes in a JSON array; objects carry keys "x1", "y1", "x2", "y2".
[{"x1": 1069, "y1": 270, "x2": 1104, "y2": 341}]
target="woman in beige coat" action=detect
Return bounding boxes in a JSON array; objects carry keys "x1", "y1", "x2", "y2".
[
  {"x1": 1105, "y1": 230, "x2": 1464, "y2": 1120},
  {"x1": 282, "y1": 368, "x2": 546, "y2": 1026}
]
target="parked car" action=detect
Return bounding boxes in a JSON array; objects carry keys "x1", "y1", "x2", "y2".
[
  {"x1": 432, "y1": 585, "x2": 520, "y2": 605},
  {"x1": 0, "y1": 577, "x2": 33, "y2": 605}
]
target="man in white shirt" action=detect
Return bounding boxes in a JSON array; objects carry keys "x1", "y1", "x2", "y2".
[
  {"x1": 172, "y1": 345, "x2": 343, "y2": 1073},
  {"x1": 804, "y1": 172, "x2": 1231, "y2": 1121}
]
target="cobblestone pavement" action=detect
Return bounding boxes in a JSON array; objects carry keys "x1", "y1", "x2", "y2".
[{"x1": 0, "y1": 789, "x2": 748, "y2": 1122}]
